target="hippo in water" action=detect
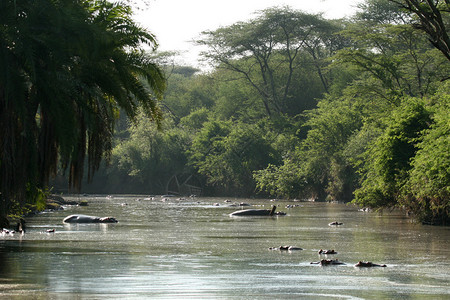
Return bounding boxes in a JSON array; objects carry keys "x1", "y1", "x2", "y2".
[
  {"x1": 63, "y1": 214, "x2": 118, "y2": 223},
  {"x1": 230, "y1": 205, "x2": 286, "y2": 217},
  {"x1": 310, "y1": 259, "x2": 345, "y2": 266},
  {"x1": 354, "y1": 261, "x2": 386, "y2": 267},
  {"x1": 269, "y1": 246, "x2": 303, "y2": 251},
  {"x1": 318, "y1": 249, "x2": 337, "y2": 254}
]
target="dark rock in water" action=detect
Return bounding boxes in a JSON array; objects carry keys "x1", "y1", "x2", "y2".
[
  {"x1": 328, "y1": 221, "x2": 343, "y2": 226},
  {"x1": 47, "y1": 194, "x2": 65, "y2": 203},
  {"x1": 47, "y1": 195, "x2": 79, "y2": 206},
  {"x1": 79, "y1": 200, "x2": 89, "y2": 206},
  {"x1": 46, "y1": 202, "x2": 64, "y2": 211}
]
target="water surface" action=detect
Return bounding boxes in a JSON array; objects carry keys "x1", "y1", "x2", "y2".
[{"x1": 1, "y1": 195, "x2": 449, "y2": 299}]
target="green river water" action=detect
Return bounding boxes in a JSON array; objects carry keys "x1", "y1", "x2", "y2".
[{"x1": 0, "y1": 195, "x2": 449, "y2": 299}]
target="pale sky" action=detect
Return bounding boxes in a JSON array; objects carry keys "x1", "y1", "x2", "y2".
[{"x1": 134, "y1": 0, "x2": 363, "y2": 66}]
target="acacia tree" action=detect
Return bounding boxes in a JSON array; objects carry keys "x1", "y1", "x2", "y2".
[
  {"x1": 389, "y1": 0, "x2": 450, "y2": 61},
  {"x1": 198, "y1": 6, "x2": 344, "y2": 117},
  {"x1": 0, "y1": 0, "x2": 165, "y2": 222},
  {"x1": 337, "y1": 0, "x2": 448, "y2": 99},
  {"x1": 254, "y1": 0, "x2": 449, "y2": 206}
]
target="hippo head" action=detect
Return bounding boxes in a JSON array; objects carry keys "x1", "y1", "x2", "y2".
[{"x1": 99, "y1": 217, "x2": 118, "y2": 223}]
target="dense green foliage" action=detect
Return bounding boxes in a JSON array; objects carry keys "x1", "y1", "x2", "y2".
[
  {"x1": 87, "y1": 1, "x2": 446, "y2": 224},
  {"x1": 0, "y1": 0, "x2": 165, "y2": 222},
  {"x1": 2, "y1": 0, "x2": 448, "y2": 225},
  {"x1": 401, "y1": 85, "x2": 450, "y2": 224}
]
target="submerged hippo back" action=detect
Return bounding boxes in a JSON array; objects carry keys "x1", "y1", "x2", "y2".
[
  {"x1": 230, "y1": 209, "x2": 271, "y2": 216},
  {"x1": 230, "y1": 205, "x2": 278, "y2": 217},
  {"x1": 99, "y1": 217, "x2": 118, "y2": 223},
  {"x1": 63, "y1": 214, "x2": 102, "y2": 223}
]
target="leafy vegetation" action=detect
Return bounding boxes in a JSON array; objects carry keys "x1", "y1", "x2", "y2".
[
  {"x1": 1, "y1": 0, "x2": 448, "y2": 225},
  {"x1": 0, "y1": 0, "x2": 165, "y2": 225}
]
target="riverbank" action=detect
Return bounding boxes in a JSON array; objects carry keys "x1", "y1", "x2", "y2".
[{"x1": 1, "y1": 194, "x2": 84, "y2": 229}]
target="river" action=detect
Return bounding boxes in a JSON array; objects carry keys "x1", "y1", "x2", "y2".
[{"x1": 1, "y1": 195, "x2": 449, "y2": 299}]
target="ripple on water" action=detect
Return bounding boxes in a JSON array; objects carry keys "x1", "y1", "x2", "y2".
[{"x1": 1, "y1": 196, "x2": 449, "y2": 299}]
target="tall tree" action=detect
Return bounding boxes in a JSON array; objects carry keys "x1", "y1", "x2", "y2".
[
  {"x1": 254, "y1": 0, "x2": 449, "y2": 206},
  {"x1": 198, "y1": 6, "x2": 344, "y2": 117},
  {"x1": 337, "y1": 0, "x2": 448, "y2": 98},
  {"x1": 404, "y1": 83, "x2": 449, "y2": 224},
  {"x1": 0, "y1": 0, "x2": 165, "y2": 221},
  {"x1": 389, "y1": 0, "x2": 450, "y2": 61}
]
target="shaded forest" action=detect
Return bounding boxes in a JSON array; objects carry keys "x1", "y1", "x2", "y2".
[{"x1": 1, "y1": 0, "x2": 449, "y2": 225}]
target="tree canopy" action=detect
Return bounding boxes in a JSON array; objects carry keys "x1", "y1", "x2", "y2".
[
  {"x1": 0, "y1": 0, "x2": 165, "y2": 221},
  {"x1": 80, "y1": 2, "x2": 448, "y2": 225},
  {"x1": 197, "y1": 7, "x2": 347, "y2": 117},
  {"x1": 388, "y1": 0, "x2": 450, "y2": 61},
  {"x1": 2, "y1": 1, "x2": 449, "y2": 226}
]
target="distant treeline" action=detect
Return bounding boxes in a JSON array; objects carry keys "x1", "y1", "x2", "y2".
[{"x1": 80, "y1": 1, "x2": 449, "y2": 224}]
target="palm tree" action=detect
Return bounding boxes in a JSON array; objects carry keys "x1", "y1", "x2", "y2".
[{"x1": 0, "y1": 0, "x2": 166, "y2": 223}]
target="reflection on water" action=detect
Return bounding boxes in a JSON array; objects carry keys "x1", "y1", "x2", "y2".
[{"x1": 1, "y1": 195, "x2": 449, "y2": 299}]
